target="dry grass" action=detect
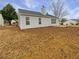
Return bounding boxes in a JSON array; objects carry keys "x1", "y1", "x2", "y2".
[{"x1": 0, "y1": 26, "x2": 79, "y2": 59}]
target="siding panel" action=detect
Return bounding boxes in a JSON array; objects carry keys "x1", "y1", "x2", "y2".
[{"x1": 19, "y1": 15, "x2": 57, "y2": 29}]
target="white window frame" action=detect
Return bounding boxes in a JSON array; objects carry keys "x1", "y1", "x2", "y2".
[
  {"x1": 39, "y1": 18, "x2": 42, "y2": 24},
  {"x1": 51, "y1": 19, "x2": 56, "y2": 24},
  {"x1": 26, "y1": 17, "x2": 30, "y2": 25}
]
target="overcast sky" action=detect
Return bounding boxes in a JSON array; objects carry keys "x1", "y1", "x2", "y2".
[{"x1": 0, "y1": 0, "x2": 79, "y2": 19}]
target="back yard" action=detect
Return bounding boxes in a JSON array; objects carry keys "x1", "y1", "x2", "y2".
[{"x1": 0, "y1": 26, "x2": 79, "y2": 59}]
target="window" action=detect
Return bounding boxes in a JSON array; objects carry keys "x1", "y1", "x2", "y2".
[
  {"x1": 39, "y1": 18, "x2": 41, "y2": 24},
  {"x1": 51, "y1": 19, "x2": 56, "y2": 24},
  {"x1": 26, "y1": 17, "x2": 30, "y2": 25}
]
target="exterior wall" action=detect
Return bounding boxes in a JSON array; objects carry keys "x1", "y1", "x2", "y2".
[
  {"x1": 0, "y1": 14, "x2": 4, "y2": 26},
  {"x1": 19, "y1": 15, "x2": 58, "y2": 30}
]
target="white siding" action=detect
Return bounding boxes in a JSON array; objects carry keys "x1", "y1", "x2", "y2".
[
  {"x1": 0, "y1": 14, "x2": 4, "y2": 26},
  {"x1": 19, "y1": 15, "x2": 58, "y2": 29}
]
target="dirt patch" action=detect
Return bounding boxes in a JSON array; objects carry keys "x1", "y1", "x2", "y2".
[{"x1": 0, "y1": 26, "x2": 79, "y2": 59}]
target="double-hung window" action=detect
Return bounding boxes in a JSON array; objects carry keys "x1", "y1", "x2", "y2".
[
  {"x1": 39, "y1": 18, "x2": 41, "y2": 24},
  {"x1": 26, "y1": 17, "x2": 30, "y2": 25},
  {"x1": 51, "y1": 19, "x2": 56, "y2": 24}
]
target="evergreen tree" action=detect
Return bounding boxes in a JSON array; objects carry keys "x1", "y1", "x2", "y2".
[{"x1": 2, "y1": 4, "x2": 18, "y2": 25}]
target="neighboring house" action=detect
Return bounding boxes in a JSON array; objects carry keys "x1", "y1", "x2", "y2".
[
  {"x1": 71, "y1": 19, "x2": 79, "y2": 23},
  {"x1": 63, "y1": 20, "x2": 78, "y2": 26},
  {"x1": 0, "y1": 14, "x2": 4, "y2": 26},
  {"x1": 18, "y1": 9, "x2": 59, "y2": 30}
]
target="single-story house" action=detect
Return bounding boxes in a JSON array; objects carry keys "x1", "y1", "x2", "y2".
[
  {"x1": 0, "y1": 14, "x2": 4, "y2": 26},
  {"x1": 18, "y1": 9, "x2": 59, "y2": 30},
  {"x1": 63, "y1": 20, "x2": 78, "y2": 26}
]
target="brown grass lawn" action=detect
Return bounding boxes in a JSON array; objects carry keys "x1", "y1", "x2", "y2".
[{"x1": 0, "y1": 26, "x2": 79, "y2": 59}]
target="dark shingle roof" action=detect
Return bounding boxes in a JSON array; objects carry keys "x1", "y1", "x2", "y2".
[{"x1": 18, "y1": 9, "x2": 57, "y2": 18}]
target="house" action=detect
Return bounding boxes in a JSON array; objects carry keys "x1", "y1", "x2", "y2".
[
  {"x1": 63, "y1": 20, "x2": 78, "y2": 26},
  {"x1": 0, "y1": 14, "x2": 4, "y2": 26},
  {"x1": 18, "y1": 9, "x2": 59, "y2": 30}
]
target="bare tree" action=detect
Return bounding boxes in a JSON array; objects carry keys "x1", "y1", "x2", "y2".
[{"x1": 49, "y1": 0, "x2": 68, "y2": 18}]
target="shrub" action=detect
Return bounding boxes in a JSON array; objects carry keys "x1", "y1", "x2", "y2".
[
  {"x1": 60, "y1": 23, "x2": 63, "y2": 25},
  {"x1": 76, "y1": 23, "x2": 79, "y2": 25}
]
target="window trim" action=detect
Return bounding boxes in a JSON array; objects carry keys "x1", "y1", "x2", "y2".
[
  {"x1": 51, "y1": 19, "x2": 56, "y2": 24},
  {"x1": 26, "y1": 17, "x2": 30, "y2": 25},
  {"x1": 39, "y1": 18, "x2": 42, "y2": 24}
]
